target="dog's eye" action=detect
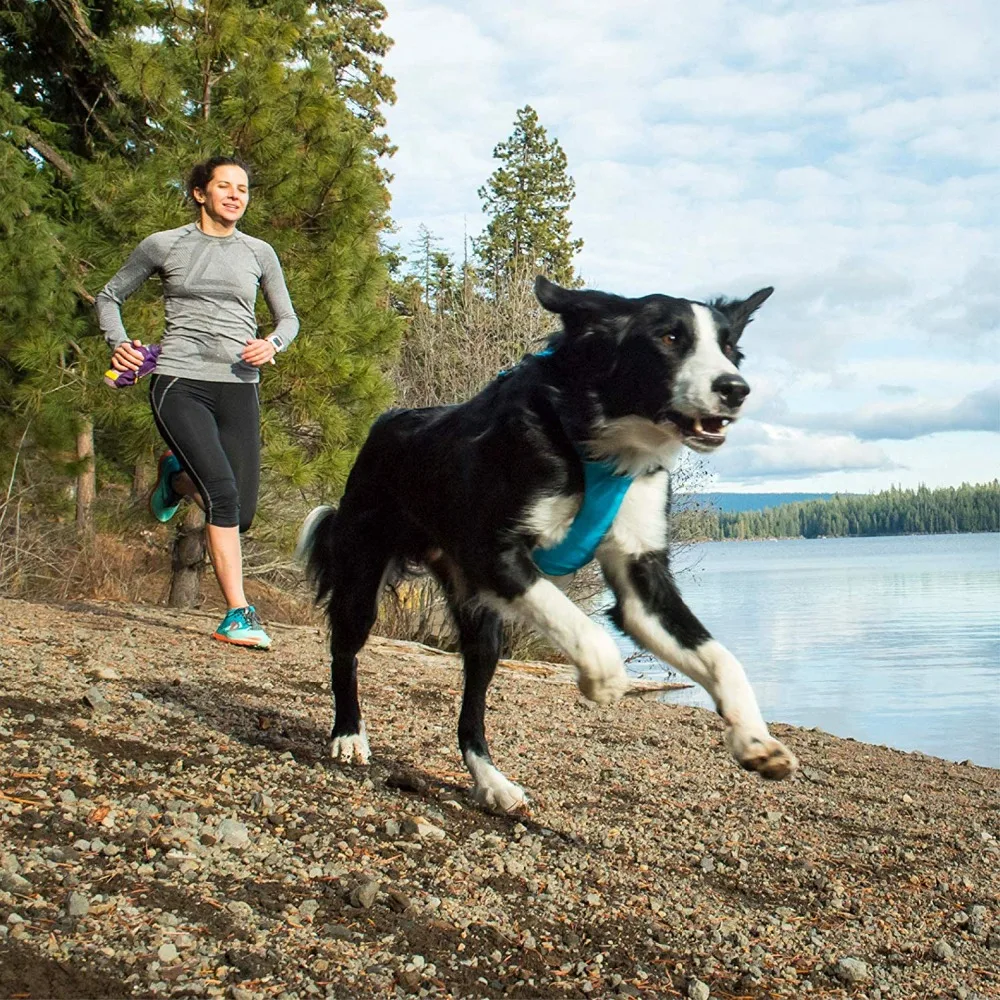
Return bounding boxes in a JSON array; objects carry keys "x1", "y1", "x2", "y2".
[{"x1": 662, "y1": 329, "x2": 680, "y2": 345}]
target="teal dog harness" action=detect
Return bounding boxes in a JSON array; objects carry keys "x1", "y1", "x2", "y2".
[
  {"x1": 504, "y1": 346, "x2": 636, "y2": 575},
  {"x1": 532, "y1": 458, "x2": 635, "y2": 575}
]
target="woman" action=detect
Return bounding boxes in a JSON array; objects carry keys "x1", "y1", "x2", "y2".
[{"x1": 96, "y1": 156, "x2": 299, "y2": 650}]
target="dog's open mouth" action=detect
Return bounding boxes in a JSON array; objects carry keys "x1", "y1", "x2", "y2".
[{"x1": 666, "y1": 411, "x2": 733, "y2": 450}]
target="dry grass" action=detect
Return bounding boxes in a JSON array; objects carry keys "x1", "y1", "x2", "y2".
[{"x1": 391, "y1": 267, "x2": 552, "y2": 410}]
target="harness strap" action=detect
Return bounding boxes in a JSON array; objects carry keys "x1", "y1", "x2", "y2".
[
  {"x1": 501, "y1": 345, "x2": 636, "y2": 575},
  {"x1": 532, "y1": 458, "x2": 635, "y2": 575}
]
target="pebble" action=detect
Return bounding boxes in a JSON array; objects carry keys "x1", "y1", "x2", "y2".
[
  {"x1": 67, "y1": 891, "x2": 90, "y2": 917},
  {"x1": 353, "y1": 881, "x2": 380, "y2": 909},
  {"x1": 932, "y1": 939, "x2": 955, "y2": 962},
  {"x1": 217, "y1": 819, "x2": 250, "y2": 849},
  {"x1": 157, "y1": 942, "x2": 179, "y2": 963},
  {"x1": 834, "y1": 957, "x2": 872, "y2": 984},
  {"x1": 83, "y1": 686, "x2": 111, "y2": 714}
]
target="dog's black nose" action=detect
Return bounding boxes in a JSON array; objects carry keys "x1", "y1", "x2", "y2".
[{"x1": 712, "y1": 374, "x2": 750, "y2": 408}]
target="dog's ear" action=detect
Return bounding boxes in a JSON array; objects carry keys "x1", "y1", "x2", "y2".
[
  {"x1": 715, "y1": 286, "x2": 774, "y2": 341},
  {"x1": 534, "y1": 276, "x2": 578, "y2": 314},
  {"x1": 534, "y1": 275, "x2": 628, "y2": 322}
]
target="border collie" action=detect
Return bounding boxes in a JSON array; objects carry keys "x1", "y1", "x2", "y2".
[{"x1": 298, "y1": 276, "x2": 798, "y2": 813}]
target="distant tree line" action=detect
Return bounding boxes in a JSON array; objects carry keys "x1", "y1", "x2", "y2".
[{"x1": 689, "y1": 482, "x2": 1000, "y2": 540}]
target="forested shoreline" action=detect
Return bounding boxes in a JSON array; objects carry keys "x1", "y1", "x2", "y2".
[{"x1": 688, "y1": 481, "x2": 999, "y2": 540}]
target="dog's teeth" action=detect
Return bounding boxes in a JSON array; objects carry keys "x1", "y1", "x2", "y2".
[{"x1": 692, "y1": 418, "x2": 704, "y2": 435}]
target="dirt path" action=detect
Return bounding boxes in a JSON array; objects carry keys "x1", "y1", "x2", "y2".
[{"x1": 1, "y1": 597, "x2": 997, "y2": 1000}]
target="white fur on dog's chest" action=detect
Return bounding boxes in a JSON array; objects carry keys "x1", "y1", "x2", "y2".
[
  {"x1": 519, "y1": 492, "x2": 582, "y2": 548},
  {"x1": 601, "y1": 470, "x2": 669, "y2": 555}
]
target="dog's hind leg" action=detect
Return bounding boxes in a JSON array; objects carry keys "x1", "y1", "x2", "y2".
[
  {"x1": 452, "y1": 602, "x2": 529, "y2": 813},
  {"x1": 325, "y1": 527, "x2": 393, "y2": 765}
]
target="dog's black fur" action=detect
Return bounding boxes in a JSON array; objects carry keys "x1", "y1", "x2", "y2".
[{"x1": 299, "y1": 276, "x2": 797, "y2": 812}]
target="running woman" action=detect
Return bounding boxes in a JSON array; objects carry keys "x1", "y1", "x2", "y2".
[{"x1": 96, "y1": 156, "x2": 299, "y2": 650}]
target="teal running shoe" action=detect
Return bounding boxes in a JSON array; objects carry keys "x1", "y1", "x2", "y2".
[
  {"x1": 212, "y1": 605, "x2": 272, "y2": 650},
  {"x1": 149, "y1": 451, "x2": 183, "y2": 523}
]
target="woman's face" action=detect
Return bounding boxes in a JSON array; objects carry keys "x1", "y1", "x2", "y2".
[{"x1": 193, "y1": 164, "x2": 250, "y2": 225}]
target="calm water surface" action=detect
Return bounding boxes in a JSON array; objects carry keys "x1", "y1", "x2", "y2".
[{"x1": 601, "y1": 533, "x2": 1000, "y2": 767}]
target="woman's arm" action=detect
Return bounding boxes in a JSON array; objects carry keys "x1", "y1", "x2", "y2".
[
  {"x1": 94, "y1": 238, "x2": 160, "y2": 351},
  {"x1": 258, "y1": 243, "x2": 300, "y2": 351}
]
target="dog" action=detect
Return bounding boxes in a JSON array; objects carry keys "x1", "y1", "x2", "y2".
[{"x1": 297, "y1": 276, "x2": 798, "y2": 812}]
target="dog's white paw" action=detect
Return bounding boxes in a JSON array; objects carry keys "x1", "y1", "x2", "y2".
[
  {"x1": 465, "y1": 752, "x2": 530, "y2": 814},
  {"x1": 473, "y1": 775, "x2": 530, "y2": 815},
  {"x1": 330, "y1": 725, "x2": 371, "y2": 765},
  {"x1": 577, "y1": 666, "x2": 629, "y2": 706},
  {"x1": 726, "y1": 729, "x2": 797, "y2": 780}
]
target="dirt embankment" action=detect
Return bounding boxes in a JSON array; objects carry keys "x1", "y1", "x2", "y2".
[{"x1": 1, "y1": 597, "x2": 997, "y2": 1000}]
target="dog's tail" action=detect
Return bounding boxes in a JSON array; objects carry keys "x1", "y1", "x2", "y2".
[{"x1": 295, "y1": 504, "x2": 339, "y2": 605}]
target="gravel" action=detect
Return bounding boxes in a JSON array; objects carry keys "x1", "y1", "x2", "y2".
[{"x1": 1, "y1": 595, "x2": 998, "y2": 999}]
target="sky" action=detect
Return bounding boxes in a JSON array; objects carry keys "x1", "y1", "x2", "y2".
[{"x1": 380, "y1": 0, "x2": 999, "y2": 494}]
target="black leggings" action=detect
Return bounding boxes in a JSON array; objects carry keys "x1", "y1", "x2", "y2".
[{"x1": 149, "y1": 375, "x2": 260, "y2": 532}]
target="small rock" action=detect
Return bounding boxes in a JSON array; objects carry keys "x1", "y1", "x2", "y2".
[
  {"x1": 157, "y1": 942, "x2": 179, "y2": 963},
  {"x1": 217, "y1": 819, "x2": 250, "y2": 849},
  {"x1": 67, "y1": 892, "x2": 90, "y2": 917},
  {"x1": 0, "y1": 872, "x2": 31, "y2": 896},
  {"x1": 402, "y1": 817, "x2": 446, "y2": 840},
  {"x1": 834, "y1": 957, "x2": 872, "y2": 984},
  {"x1": 932, "y1": 939, "x2": 954, "y2": 962},
  {"x1": 687, "y1": 980, "x2": 711, "y2": 1000},
  {"x1": 83, "y1": 687, "x2": 111, "y2": 715},
  {"x1": 353, "y1": 881, "x2": 379, "y2": 909},
  {"x1": 249, "y1": 792, "x2": 274, "y2": 815},
  {"x1": 387, "y1": 770, "x2": 427, "y2": 794},
  {"x1": 387, "y1": 889, "x2": 411, "y2": 912}
]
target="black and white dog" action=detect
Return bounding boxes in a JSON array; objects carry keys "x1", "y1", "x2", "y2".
[{"x1": 298, "y1": 276, "x2": 798, "y2": 812}]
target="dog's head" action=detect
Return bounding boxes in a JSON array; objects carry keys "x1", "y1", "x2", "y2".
[{"x1": 535, "y1": 276, "x2": 773, "y2": 466}]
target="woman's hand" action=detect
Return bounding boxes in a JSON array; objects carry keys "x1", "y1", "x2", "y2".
[
  {"x1": 241, "y1": 337, "x2": 277, "y2": 367},
  {"x1": 110, "y1": 338, "x2": 146, "y2": 373}
]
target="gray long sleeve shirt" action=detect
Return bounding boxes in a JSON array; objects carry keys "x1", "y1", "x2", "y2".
[{"x1": 95, "y1": 223, "x2": 299, "y2": 384}]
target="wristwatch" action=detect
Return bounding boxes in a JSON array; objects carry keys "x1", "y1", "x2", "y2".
[{"x1": 266, "y1": 333, "x2": 286, "y2": 353}]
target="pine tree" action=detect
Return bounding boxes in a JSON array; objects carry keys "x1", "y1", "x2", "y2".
[
  {"x1": 474, "y1": 105, "x2": 584, "y2": 289},
  {"x1": 1, "y1": 0, "x2": 401, "y2": 595}
]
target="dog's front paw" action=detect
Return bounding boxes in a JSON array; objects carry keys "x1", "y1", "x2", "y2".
[
  {"x1": 330, "y1": 725, "x2": 371, "y2": 765},
  {"x1": 577, "y1": 667, "x2": 629, "y2": 706},
  {"x1": 726, "y1": 730, "x2": 798, "y2": 780},
  {"x1": 472, "y1": 776, "x2": 530, "y2": 815}
]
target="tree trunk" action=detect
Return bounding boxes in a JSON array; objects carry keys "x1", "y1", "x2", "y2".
[
  {"x1": 168, "y1": 505, "x2": 206, "y2": 608},
  {"x1": 131, "y1": 453, "x2": 153, "y2": 502},
  {"x1": 75, "y1": 415, "x2": 95, "y2": 535}
]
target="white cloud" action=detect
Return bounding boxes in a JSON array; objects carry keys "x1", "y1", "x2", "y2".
[
  {"x1": 706, "y1": 422, "x2": 897, "y2": 482},
  {"x1": 789, "y1": 382, "x2": 1000, "y2": 440}
]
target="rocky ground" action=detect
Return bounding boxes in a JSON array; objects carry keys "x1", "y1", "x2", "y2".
[{"x1": 0, "y1": 596, "x2": 998, "y2": 1000}]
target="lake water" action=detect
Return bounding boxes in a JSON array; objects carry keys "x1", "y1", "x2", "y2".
[{"x1": 599, "y1": 533, "x2": 1000, "y2": 768}]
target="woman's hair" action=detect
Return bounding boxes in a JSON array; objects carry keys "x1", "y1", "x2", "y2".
[{"x1": 187, "y1": 156, "x2": 252, "y2": 202}]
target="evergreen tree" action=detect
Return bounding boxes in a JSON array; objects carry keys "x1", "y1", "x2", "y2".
[
  {"x1": 474, "y1": 105, "x2": 583, "y2": 288},
  {"x1": 1, "y1": 0, "x2": 401, "y2": 594},
  {"x1": 702, "y1": 481, "x2": 1000, "y2": 540}
]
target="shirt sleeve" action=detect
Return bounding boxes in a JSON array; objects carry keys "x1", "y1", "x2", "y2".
[
  {"x1": 94, "y1": 236, "x2": 161, "y2": 350},
  {"x1": 257, "y1": 243, "x2": 300, "y2": 348}
]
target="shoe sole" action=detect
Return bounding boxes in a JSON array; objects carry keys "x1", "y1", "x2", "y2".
[{"x1": 212, "y1": 631, "x2": 272, "y2": 650}]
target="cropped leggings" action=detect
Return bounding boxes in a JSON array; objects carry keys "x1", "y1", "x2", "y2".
[{"x1": 149, "y1": 375, "x2": 260, "y2": 532}]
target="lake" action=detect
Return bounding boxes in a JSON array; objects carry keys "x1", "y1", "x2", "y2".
[{"x1": 599, "y1": 533, "x2": 1000, "y2": 768}]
